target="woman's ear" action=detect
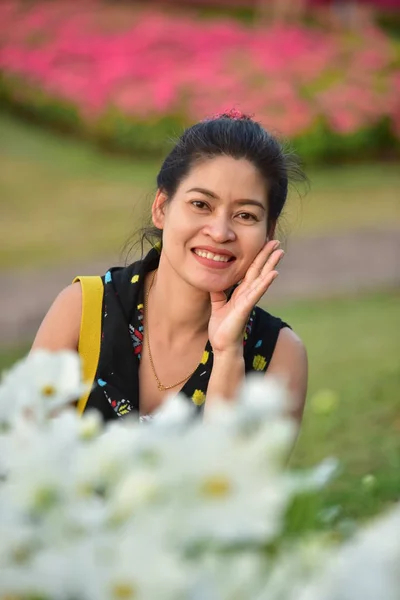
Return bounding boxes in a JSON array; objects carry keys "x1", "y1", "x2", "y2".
[{"x1": 151, "y1": 190, "x2": 168, "y2": 229}]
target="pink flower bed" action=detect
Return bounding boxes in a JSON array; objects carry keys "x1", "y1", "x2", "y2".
[{"x1": 0, "y1": 0, "x2": 399, "y2": 157}]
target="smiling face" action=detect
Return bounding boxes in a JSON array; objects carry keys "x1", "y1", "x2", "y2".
[{"x1": 152, "y1": 155, "x2": 272, "y2": 293}]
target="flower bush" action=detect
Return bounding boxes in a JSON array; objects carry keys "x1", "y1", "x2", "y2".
[
  {"x1": 1, "y1": 1, "x2": 399, "y2": 162},
  {"x1": 0, "y1": 349, "x2": 399, "y2": 599}
]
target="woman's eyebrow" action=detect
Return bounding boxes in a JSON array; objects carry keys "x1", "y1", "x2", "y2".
[
  {"x1": 186, "y1": 187, "x2": 265, "y2": 211},
  {"x1": 186, "y1": 186, "x2": 218, "y2": 199},
  {"x1": 234, "y1": 199, "x2": 265, "y2": 211}
]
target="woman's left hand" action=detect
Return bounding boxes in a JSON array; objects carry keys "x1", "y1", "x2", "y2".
[{"x1": 208, "y1": 240, "x2": 284, "y2": 356}]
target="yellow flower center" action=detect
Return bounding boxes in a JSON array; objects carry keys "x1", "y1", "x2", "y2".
[
  {"x1": 112, "y1": 583, "x2": 136, "y2": 599},
  {"x1": 33, "y1": 486, "x2": 58, "y2": 510},
  {"x1": 201, "y1": 475, "x2": 231, "y2": 498},
  {"x1": 41, "y1": 384, "x2": 56, "y2": 397}
]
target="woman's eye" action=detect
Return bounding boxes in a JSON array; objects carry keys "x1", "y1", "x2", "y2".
[
  {"x1": 191, "y1": 200, "x2": 208, "y2": 209},
  {"x1": 237, "y1": 212, "x2": 258, "y2": 222}
]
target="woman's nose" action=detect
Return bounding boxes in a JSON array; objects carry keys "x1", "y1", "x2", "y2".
[{"x1": 203, "y1": 215, "x2": 236, "y2": 243}]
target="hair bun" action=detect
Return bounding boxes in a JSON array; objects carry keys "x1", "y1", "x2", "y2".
[{"x1": 208, "y1": 108, "x2": 254, "y2": 121}]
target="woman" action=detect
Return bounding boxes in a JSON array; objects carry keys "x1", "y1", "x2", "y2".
[{"x1": 32, "y1": 111, "x2": 308, "y2": 423}]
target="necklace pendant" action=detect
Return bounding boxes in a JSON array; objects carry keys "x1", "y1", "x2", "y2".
[{"x1": 157, "y1": 382, "x2": 165, "y2": 391}]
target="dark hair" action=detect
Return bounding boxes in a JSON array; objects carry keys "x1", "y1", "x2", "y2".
[{"x1": 137, "y1": 110, "x2": 307, "y2": 252}]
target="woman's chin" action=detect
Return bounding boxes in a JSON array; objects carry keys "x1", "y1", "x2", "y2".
[{"x1": 190, "y1": 277, "x2": 240, "y2": 294}]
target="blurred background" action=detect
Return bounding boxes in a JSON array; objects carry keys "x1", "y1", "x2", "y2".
[{"x1": 0, "y1": 0, "x2": 399, "y2": 526}]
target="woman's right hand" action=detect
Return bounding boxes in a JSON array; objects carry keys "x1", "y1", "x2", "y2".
[{"x1": 207, "y1": 240, "x2": 284, "y2": 357}]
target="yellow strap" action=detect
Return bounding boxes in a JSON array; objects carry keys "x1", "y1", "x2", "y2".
[{"x1": 72, "y1": 275, "x2": 104, "y2": 416}]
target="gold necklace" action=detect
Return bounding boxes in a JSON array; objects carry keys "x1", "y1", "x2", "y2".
[{"x1": 144, "y1": 270, "x2": 200, "y2": 392}]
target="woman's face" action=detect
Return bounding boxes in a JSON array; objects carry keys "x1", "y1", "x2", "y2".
[{"x1": 153, "y1": 155, "x2": 270, "y2": 293}]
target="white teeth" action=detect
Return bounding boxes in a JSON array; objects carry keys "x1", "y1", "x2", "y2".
[{"x1": 194, "y1": 249, "x2": 231, "y2": 262}]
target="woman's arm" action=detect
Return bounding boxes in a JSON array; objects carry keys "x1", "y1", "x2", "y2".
[
  {"x1": 266, "y1": 327, "x2": 308, "y2": 424},
  {"x1": 204, "y1": 241, "x2": 305, "y2": 419},
  {"x1": 31, "y1": 283, "x2": 82, "y2": 352},
  {"x1": 205, "y1": 349, "x2": 245, "y2": 414},
  {"x1": 205, "y1": 329, "x2": 307, "y2": 423}
]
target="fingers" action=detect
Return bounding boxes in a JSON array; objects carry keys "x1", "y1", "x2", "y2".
[
  {"x1": 244, "y1": 240, "x2": 284, "y2": 283},
  {"x1": 262, "y1": 247, "x2": 284, "y2": 276},
  {"x1": 228, "y1": 240, "x2": 284, "y2": 316},
  {"x1": 235, "y1": 269, "x2": 277, "y2": 312}
]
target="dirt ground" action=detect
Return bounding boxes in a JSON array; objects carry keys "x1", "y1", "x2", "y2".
[{"x1": 1, "y1": 228, "x2": 399, "y2": 347}]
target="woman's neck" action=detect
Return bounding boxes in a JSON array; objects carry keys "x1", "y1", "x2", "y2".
[{"x1": 146, "y1": 252, "x2": 211, "y2": 344}]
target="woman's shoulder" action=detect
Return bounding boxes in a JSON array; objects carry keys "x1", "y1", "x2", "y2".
[
  {"x1": 252, "y1": 306, "x2": 307, "y2": 421},
  {"x1": 267, "y1": 324, "x2": 308, "y2": 423},
  {"x1": 43, "y1": 282, "x2": 83, "y2": 324},
  {"x1": 31, "y1": 283, "x2": 82, "y2": 351}
]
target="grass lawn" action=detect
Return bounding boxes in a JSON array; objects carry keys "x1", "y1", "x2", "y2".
[
  {"x1": 277, "y1": 290, "x2": 400, "y2": 524},
  {"x1": 1, "y1": 290, "x2": 399, "y2": 524},
  {"x1": 1, "y1": 113, "x2": 400, "y2": 270}
]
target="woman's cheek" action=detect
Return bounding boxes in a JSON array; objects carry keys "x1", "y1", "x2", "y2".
[
  {"x1": 244, "y1": 238, "x2": 266, "y2": 267},
  {"x1": 232, "y1": 239, "x2": 264, "y2": 281},
  {"x1": 233, "y1": 258, "x2": 254, "y2": 285}
]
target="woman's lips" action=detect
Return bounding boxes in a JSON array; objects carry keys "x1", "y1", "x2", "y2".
[{"x1": 191, "y1": 248, "x2": 236, "y2": 270}]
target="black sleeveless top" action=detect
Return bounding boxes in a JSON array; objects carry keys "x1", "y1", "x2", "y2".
[{"x1": 84, "y1": 248, "x2": 290, "y2": 421}]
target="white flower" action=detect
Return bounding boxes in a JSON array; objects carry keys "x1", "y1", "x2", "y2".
[
  {"x1": 194, "y1": 551, "x2": 268, "y2": 600},
  {"x1": 0, "y1": 350, "x2": 87, "y2": 426},
  {"x1": 135, "y1": 424, "x2": 295, "y2": 548},
  {"x1": 73, "y1": 421, "x2": 141, "y2": 497},
  {"x1": 0, "y1": 507, "x2": 38, "y2": 569},
  {"x1": 3, "y1": 350, "x2": 397, "y2": 600},
  {"x1": 79, "y1": 409, "x2": 103, "y2": 440},
  {"x1": 289, "y1": 458, "x2": 340, "y2": 495},
  {"x1": 150, "y1": 392, "x2": 196, "y2": 428},
  {"x1": 109, "y1": 469, "x2": 161, "y2": 522},
  {"x1": 257, "y1": 540, "x2": 331, "y2": 600},
  {"x1": 77, "y1": 532, "x2": 190, "y2": 600},
  {"x1": 298, "y1": 504, "x2": 400, "y2": 600},
  {"x1": 237, "y1": 373, "x2": 292, "y2": 421}
]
